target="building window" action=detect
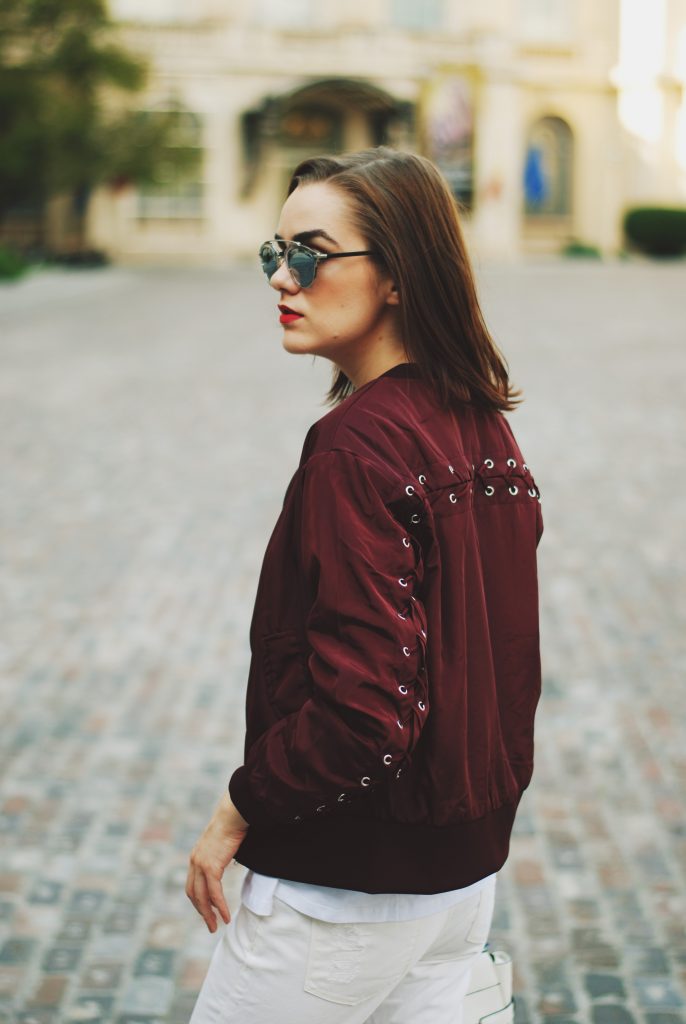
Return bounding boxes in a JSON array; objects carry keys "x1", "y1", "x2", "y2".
[
  {"x1": 524, "y1": 116, "x2": 574, "y2": 217},
  {"x1": 136, "y1": 111, "x2": 204, "y2": 220},
  {"x1": 278, "y1": 106, "x2": 342, "y2": 150},
  {"x1": 254, "y1": 0, "x2": 315, "y2": 28},
  {"x1": 110, "y1": 0, "x2": 200, "y2": 23},
  {"x1": 391, "y1": 0, "x2": 443, "y2": 32},
  {"x1": 423, "y1": 74, "x2": 474, "y2": 211},
  {"x1": 519, "y1": 0, "x2": 574, "y2": 45}
]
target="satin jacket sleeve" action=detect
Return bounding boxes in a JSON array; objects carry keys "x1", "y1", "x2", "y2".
[{"x1": 228, "y1": 448, "x2": 430, "y2": 827}]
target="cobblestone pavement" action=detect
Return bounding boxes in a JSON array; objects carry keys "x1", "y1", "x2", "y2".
[{"x1": 1, "y1": 258, "x2": 685, "y2": 1024}]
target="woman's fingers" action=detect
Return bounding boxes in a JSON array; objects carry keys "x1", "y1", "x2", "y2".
[
  {"x1": 186, "y1": 860, "x2": 217, "y2": 932},
  {"x1": 205, "y1": 871, "x2": 230, "y2": 925},
  {"x1": 186, "y1": 856, "x2": 232, "y2": 932},
  {"x1": 192, "y1": 868, "x2": 217, "y2": 932}
]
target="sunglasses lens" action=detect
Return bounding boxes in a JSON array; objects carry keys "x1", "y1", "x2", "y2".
[
  {"x1": 288, "y1": 249, "x2": 316, "y2": 288},
  {"x1": 259, "y1": 243, "x2": 279, "y2": 279}
]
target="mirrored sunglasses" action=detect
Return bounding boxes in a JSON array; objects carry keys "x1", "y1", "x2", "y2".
[{"x1": 258, "y1": 239, "x2": 376, "y2": 289}]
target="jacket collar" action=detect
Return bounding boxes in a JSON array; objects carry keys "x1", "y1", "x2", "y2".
[{"x1": 372, "y1": 361, "x2": 421, "y2": 384}]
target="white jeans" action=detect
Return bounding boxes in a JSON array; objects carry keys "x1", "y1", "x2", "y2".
[{"x1": 188, "y1": 874, "x2": 497, "y2": 1024}]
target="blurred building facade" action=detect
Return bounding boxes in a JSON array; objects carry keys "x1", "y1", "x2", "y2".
[{"x1": 81, "y1": 0, "x2": 686, "y2": 262}]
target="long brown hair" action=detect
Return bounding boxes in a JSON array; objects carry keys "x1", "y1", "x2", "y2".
[{"x1": 287, "y1": 146, "x2": 522, "y2": 413}]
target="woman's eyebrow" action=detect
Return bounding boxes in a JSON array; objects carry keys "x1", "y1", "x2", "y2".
[{"x1": 274, "y1": 230, "x2": 339, "y2": 246}]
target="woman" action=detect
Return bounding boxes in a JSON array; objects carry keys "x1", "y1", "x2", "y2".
[{"x1": 186, "y1": 146, "x2": 543, "y2": 1023}]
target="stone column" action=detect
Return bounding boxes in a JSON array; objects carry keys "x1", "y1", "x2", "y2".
[{"x1": 470, "y1": 66, "x2": 523, "y2": 261}]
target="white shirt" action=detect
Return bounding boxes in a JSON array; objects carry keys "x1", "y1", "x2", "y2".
[{"x1": 240, "y1": 869, "x2": 496, "y2": 923}]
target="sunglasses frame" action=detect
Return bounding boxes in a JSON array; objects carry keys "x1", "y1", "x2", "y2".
[{"x1": 259, "y1": 238, "x2": 376, "y2": 288}]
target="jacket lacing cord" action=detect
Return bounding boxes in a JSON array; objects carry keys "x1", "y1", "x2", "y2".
[
  {"x1": 473, "y1": 455, "x2": 541, "y2": 502},
  {"x1": 227, "y1": 449, "x2": 432, "y2": 829}
]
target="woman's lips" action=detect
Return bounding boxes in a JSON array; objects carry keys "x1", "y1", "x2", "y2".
[{"x1": 278, "y1": 306, "x2": 304, "y2": 325}]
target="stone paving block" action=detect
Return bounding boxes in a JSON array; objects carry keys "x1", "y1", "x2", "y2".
[
  {"x1": 15, "y1": 1011, "x2": 59, "y2": 1024},
  {"x1": 591, "y1": 1007, "x2": 638, "y2": 1024},
  {"x1": 56, "y1": 919, "x2": 94, "y2": 943},
  {"x1": 0, "y1": 904, "x2": 14, "y2": 923},
  {"x1": 66, "y1": 892, "x2": 107, "y2": 918},
  {"x1": 64, "y1": 993, "x2": 115, "y2": 1021},
  {"x1": 0, "y1": 938, "x2": 35, "y2": 965},
  {"x1": 101, "y1": 908, "x2": 139, "y2": 935},
  {"x1": 0, "y1": 964, "x2": 26, "y2": 998},
  {"x1": 585, "y1": 973, "x2": 628, "y2": 1000},
  {"x1": 115, "y1": 1017, "x2": 167, "y2": 1024},
  {"x1": 25, "y1": 974, "x2": 69, "y2": 1007},
  {"x1": 80, "y1": 963, "x2": 124, "y2": 990},
  {"x1": 26, "y1": 882, "x2": 63, "y2": 906},
  {"x1": 633, "y1": 977, "x2": 685, "y2": 1010},
  {"x1": 41, "y1": 945, "x2": 83, "y2": 973},
  {"x1": 625, "y1": 946, "x2": 672, "y2": 976},
  {"x1": 133, "y1": 948, "x2": 176, "y2": 977},
  {"x1": 118, "y1": 976, "x2": 174, "y2": 1016}
]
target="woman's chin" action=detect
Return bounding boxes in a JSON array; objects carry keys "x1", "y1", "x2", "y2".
[{"x1": 282, "y1": 334, "x2": 316, "y2": 355}]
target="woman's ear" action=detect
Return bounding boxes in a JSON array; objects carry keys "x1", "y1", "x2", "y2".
[{"x1": 386, "y1": 282, "x2": 400, "y2": 306}]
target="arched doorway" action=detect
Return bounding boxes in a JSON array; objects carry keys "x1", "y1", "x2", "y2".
[
  {"x1": 522, "y1": 115, "x2": 575, "y2": 250},
  {"x1": 240, "y1": 79, "x2": 415, "y2": 202}
]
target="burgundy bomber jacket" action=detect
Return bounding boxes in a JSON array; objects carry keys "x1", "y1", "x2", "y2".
[{"x1": 229, "y1": 361, "x2": 544, "y2": 894}]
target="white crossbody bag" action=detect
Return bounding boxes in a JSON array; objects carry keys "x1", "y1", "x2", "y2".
[{"x1": 464, "y1": 948, "x2": 514, "y2": 1023}]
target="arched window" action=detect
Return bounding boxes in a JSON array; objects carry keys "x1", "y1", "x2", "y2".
[
  {"x1": 524, "y1": 116, "x2": 574, "y2": 217},
  {"x1": 136, "y1": 109, "x2": 204, "y2": 220}
]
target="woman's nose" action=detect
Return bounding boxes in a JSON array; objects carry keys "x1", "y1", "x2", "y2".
[{"x1": 269, "y1": 258, "x2": 299, "y2": 293}]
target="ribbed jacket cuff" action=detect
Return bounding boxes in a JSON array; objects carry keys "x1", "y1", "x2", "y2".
[{"x1": 228, "y1": 766, "x2": 275, "y2": 828}]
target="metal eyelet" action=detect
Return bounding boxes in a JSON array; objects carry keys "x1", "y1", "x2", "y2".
[
  {"x1": 484, "y1": 458, "x2": 494, "y2": 468},
  {"x1": 448, "y1": 464, "x2": 455, "y2": 473},
  {"x1": 528, "y1": 487, "x2": 537, "y2": 497},
  {"x1": 337, "y1": 793, "x2": 346, "y2": 802},
  {"x1": 402, "y1": 646, "x2": 411, "y2": 656},
  {"x1": 402, "y1": 536, "x2": 411, "y2": 547},
  {"x1": 507, "y1": 458, "x2": 517, "y2": 468},
  {"x1": 398, "y1": 577, "x2": 408, "y2": 587},
  {"x1": 411, "y1": 595, "x2": 417, "y2": 602},
  {"x1": 383, "y1": 754, "x2": 393, "y2": 765},
  {"x1": 509, "y1": 485, "x2": 518, "y2": 495},
  {"x1": 418, "y1": 700, "x2": 426, "y2": 711},
  {"x1": 485, "y1": 485, "x2": 495, "y2": 496},
  {"x1": 523, "y1": 463, "x2": 528, "y2": 471},
  {"x1": 361, "y1": 777, "x2": 371, "y2": 787},
  {"x1": 405, "y1": 484, "x2": 415, "y2": 496},
  {"x1": 397, "y1": 610, "x2": 407, "y2": 620},
  {"x1": 316, "y1": 804, "x2": 326, "y2": 812},
  {"x1": 410, "y1": 513, "x2": 421, "y2": 524},
  {"x1": 449, "y1": 493, "x2": 457, "y2": 503},
  {"x1": 396, "y1": 768, "x2": 403, "y2": 778},
  {"x1": 420, "y1": 628, "x2": 426, "y2": 638},
  {"x1": 418, "y1": 474, "x2": 426, "y2": 484},
  {"x1": 398, "y1": 684, "x2": 408, "y2": 694},
  {"x1": 294, "y1": 815, "x2": 302, "y2": 821},
  {"x1": 397, "y1": 719, "x2": 404, "y2": 729}
]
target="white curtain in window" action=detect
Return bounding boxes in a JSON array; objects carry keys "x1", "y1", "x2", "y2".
[
  {"x1": 391, "y1": 0, "x2": 443, "y2": 31},
  {"x1": 256, "y1": 0, "x2": 315, "y2": 28},
  {"x1": 519, "y1": 0, "x2": 574, "y2": 44}
]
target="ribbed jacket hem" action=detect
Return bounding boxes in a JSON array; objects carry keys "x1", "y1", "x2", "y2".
[{"x1": 232, "y1": 799, "x2": 519, "y2": 894}]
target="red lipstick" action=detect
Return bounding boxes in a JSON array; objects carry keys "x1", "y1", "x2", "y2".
[{"x1": 278, "y1": 304, "x2": 304, "y2": 325}]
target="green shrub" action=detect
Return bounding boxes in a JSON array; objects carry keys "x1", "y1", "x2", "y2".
[
  {"x1": 561, "y1": 239, "x2": 602, "y2": 259},
  {"x1": 0, "y1": 244, "x2": 29, "y2": 280},
  {"x1": 623, "y1": 206, "x2": 686, "y2": 257}
]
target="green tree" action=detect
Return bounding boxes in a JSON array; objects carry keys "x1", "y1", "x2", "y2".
[{"x1": 0, "y1": 0, "x2": 201, "y2": 250}]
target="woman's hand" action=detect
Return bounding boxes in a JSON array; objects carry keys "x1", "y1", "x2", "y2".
[{"x1": 186, "y1": 791, "x2": 249, "y2": 932}]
